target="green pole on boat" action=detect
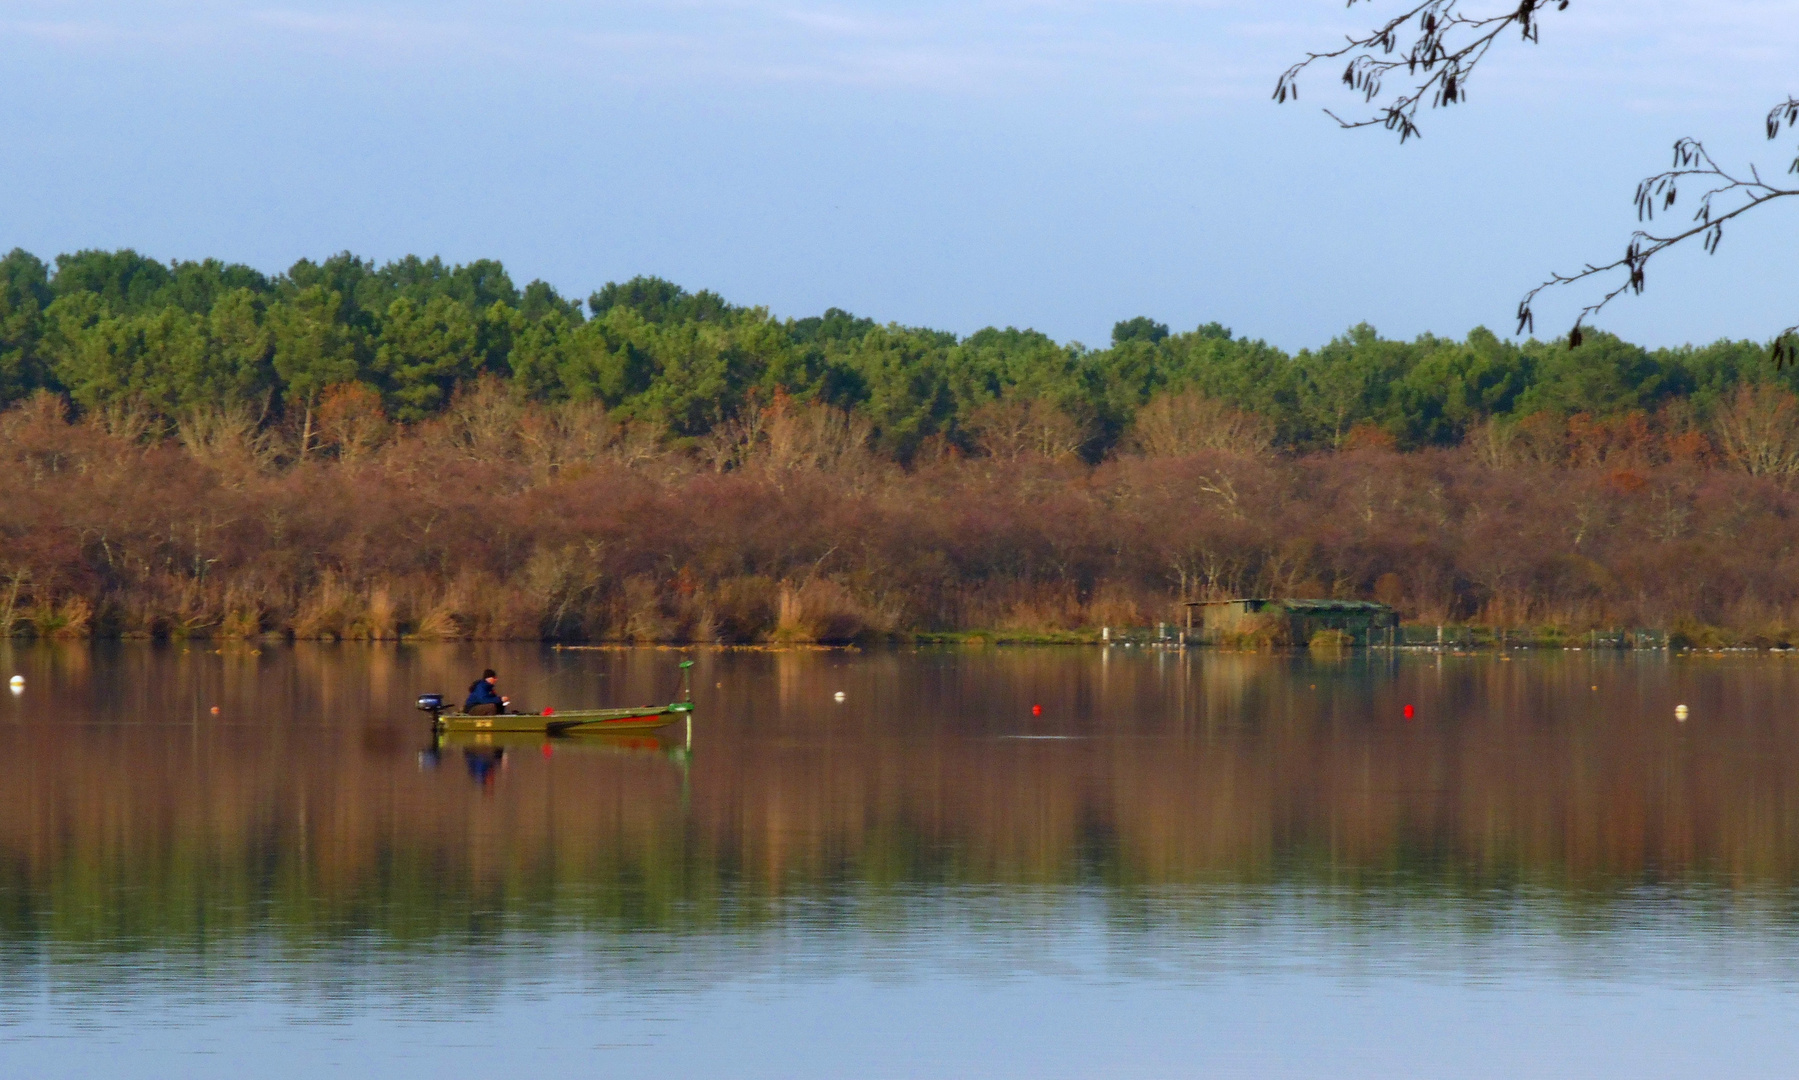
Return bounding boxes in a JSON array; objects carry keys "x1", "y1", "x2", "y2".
[{"x1": 679, "y1": 660, "x2": 695, "y2": 750}]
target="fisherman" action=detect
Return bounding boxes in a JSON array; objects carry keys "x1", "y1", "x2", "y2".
[{"x1": 464, "y1": 669, "x2": 510, "y2": 715}]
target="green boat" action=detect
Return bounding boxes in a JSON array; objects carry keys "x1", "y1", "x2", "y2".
[
  {"x1": 425, "y1": 701, "x2": 693, "y2": 735},
  {"x1": 416, "y1": 661, "x2": 696, "y2": 737}
]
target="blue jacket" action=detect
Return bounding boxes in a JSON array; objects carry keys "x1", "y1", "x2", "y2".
[{"x1": 466, "y1": 679, "x2": 503, "y2": 708}]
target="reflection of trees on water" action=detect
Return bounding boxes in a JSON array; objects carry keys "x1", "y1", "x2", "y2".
[{"x1": 4, "y1": 647, "x2": 1799, "y2": 949}]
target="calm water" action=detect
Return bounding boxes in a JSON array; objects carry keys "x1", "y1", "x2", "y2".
[{"x1": 4, "y1": 643, "x2": 1799, "y2": 1078}]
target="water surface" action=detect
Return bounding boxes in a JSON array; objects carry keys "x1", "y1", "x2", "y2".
[{"x1": 3, "y1": 643, "x2": 1798, "y2": 1078}]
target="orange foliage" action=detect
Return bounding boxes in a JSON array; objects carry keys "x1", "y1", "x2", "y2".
[{"x1": 4, "y1": 390, "x2": 1799, "y2": 639}]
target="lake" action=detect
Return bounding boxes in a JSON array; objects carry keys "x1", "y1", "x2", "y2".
[{"x1": 3, "y1": 642, "x2": 1799, "y2": 1078}]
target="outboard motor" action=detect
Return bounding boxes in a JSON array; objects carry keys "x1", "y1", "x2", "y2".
[{"x1": 416, "y1": 694, "x2": 445, "y2": 720}]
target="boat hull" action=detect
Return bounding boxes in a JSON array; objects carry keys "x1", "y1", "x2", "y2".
[
  {"x1": 435, "y1": 730, "x2": 684, "y2": 757},
  {"x1": 434, "y1": 702, "x2": 692, "y2": 735}
]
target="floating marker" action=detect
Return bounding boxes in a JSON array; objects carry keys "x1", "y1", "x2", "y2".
[
  {"x1": 1675, "y1": 704, "x2": 1689, "y2": 721},
  {"x1": 1032, "y1": 704, "x2": 1043, "y2": 717},
  {"x1": 7, "y1": 675, "x2": 21, "y2": 688},
  {"x1": 1403, "y1": 704, "x2": 1415, "y2": 720},
  {"x1": 209, "y1": 706, "x2": 220, "y2": 715},
  {"x1": 834, "y1": 691, "x2": 846, "y2": 702},
  {"x1": 541, "y1": 744, "x2": 554, "y2": 758}
]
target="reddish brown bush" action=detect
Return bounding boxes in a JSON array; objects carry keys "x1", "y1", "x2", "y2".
[{"x1": 5, "y1": 391, "x2": 1799, "y2": 640}]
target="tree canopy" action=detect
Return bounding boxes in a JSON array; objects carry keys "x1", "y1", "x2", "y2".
[{"x1": 1, "y1": 247, "x2": 1793, "y2": 458}]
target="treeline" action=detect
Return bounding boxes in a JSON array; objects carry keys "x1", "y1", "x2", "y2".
[
  {"x1": 10, "y1": 248, "x2": 1799, "y2": 642},
  {"x1": 7, "y1": 381, "x2": 1799, "y2": 642},
  {"x1": 1, "y1": 247, "x2": 1794, "y2": 458}
]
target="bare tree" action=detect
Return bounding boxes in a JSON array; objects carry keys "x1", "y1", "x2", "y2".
[
  {"x1": 1713, "y1": 383, "x2": 1799, "y2": 478},
  {"x1": 1278, "y1": 2, "x2": 1799, "y2": 359},
  {"x1": 759, "y1": 393, "x2": 872, "y2": 473},
  {"x1": 313, "y1": 383, "x2": 390, "y2": 464},
  {"x1": 966, "y1": 394, "x2": 1091, "y2": 461},
  {"x1": 1130, "y1": 389, "x2": 1274, "y2": 457}
]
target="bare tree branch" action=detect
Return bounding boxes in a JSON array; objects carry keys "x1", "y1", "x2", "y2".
[
  {"x1": 1274, "y1": 0, "x2": 1571, "y2": 142},
  {"x1": 1279, "y1": 1, "x2": 1799, "y2": 363},
  {"x1": 1516, "y1": 101, "x2": 1799, "y2": 360}
]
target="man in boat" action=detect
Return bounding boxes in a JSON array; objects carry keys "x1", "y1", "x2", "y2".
[{"x1": 464, "y1": 669, "x2": 510, "y2": 715}]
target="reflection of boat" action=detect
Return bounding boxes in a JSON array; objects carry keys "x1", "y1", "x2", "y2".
[
  {"x1": 423, "y1": 701, "x2": 693, "y2": 735},
  {"x1": 433, "y1": 728, "x2": 688, "y2": 759}
]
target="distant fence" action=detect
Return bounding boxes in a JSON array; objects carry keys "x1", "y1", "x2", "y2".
[
  {"x1": 1101, "y1": 624, "x2": 1186, "y2": 646},
  {"x1": 1099, "y1": 623, "x2": 1674, "y2": 649},
  {"x1": 1381, "y1": 625, "x2": 1669, "y2": 650}
]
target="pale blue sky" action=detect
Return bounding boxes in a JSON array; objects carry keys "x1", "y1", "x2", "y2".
[{"x1": 1, "y1": 1, "x2": 1795, "y2": 349}]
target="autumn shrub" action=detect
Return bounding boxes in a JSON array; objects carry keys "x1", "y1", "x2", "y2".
[
  {"x1": 1085, "y1": 587, "x2": 1145, "y2": 630},
  {"x1": 1218, "y1": 615, "x2": 1285, "y2": 650},
  {"x1": 995, "y1": 586, "x2": 1085, "y2": 634},
  {"x1": 1668, "y1": 618, "x2": 1733, "y2": 651},
  {"x1": 1308, "y1": 628, "x2": 1353, "y2": 651},
  {"x1": 218, "y1": 603, "x2": 264, "y2": 640},
  {"x1": 772, "y1": 580, "x2": 869, "y2": 644},
  {"x1": 29, "y1": 597, "x2": 92, "y2": 639},
  {"x1": 293, "y1": 573, "x2": 363, "y2": 641},
  {"x1": 7, "y1": 388, "x2": 1799, "y2": 643},
  {"x1": 705, "y1": 576, "x2": 779, "y2": 642}
]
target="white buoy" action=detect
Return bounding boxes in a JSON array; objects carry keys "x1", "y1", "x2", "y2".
[
  {"x1": 1675, "y1": 704, "x2": 1689, "y2": 721},
  {"x1": 833, "y1": 691, "x2": 846, "y2": 702},
  {"x1": 7, "y1": 675, "x2": 21, "y2": 689}
]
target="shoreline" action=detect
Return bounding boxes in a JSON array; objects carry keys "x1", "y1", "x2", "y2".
[{"x1": 3, "y1": 630, "x2": 1796, "y2": 654}]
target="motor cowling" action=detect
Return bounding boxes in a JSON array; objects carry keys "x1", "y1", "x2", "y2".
[{"x1": 416, "y1": 694, "x2": 445, "y2": 714}]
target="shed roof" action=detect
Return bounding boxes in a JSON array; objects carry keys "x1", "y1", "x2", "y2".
[
  {"x1": 1279, "y1": 599, "x2": 1393, "y2": 613},
  {"x1": 1182, "y1": 598, "x2": 1393, "y2": 612}
]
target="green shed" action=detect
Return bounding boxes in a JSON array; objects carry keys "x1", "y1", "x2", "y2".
[{"x1": 1184, "y1": 598, "x2": 1397, "y2": 646}]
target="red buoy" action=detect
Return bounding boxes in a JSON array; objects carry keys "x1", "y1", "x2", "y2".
[
  {"x1": 1032, "y1": 704, "x2": 1043, "y2": 717},
  {"x1": 1403, "y1": 704, "x2": 1415, "y2": 720}
]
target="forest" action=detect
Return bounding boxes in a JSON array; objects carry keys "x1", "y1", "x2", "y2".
[{"x1": 5, "y1": 247, "x2": 1799, "y2": 643}]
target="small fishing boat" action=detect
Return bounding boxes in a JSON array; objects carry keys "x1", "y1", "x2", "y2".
[
  {"x1": 416, "y1": 661, "x2": 695, "y2": 737},
  {"x1": 421, "y1": 701, "x2": 693, "y2": 735}
]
